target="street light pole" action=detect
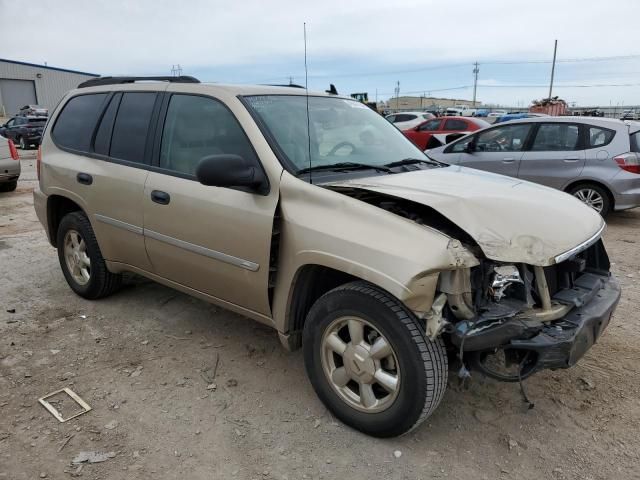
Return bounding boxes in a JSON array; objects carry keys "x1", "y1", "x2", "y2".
[
  {"x1": 472, "y1": 62, "x2": 479, "y2": 107},
  {"x1": 548, "y1": 40, "x2": 558, "y2": 99}
]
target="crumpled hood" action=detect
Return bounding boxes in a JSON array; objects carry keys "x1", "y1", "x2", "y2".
[{"x1": 324, "y1": 166, "x2": 605, "y2": 266}]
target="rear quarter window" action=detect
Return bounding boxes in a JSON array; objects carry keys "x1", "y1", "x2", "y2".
[
  {"x1": 588, "y1": 126, "x2": 616, "y2": 148},
  {"x1": 631, "y1": 131, "x2": 640, "y2": 152},
  {"x1": 52, "y1": 94, "x2": 108, "y2": 152}
]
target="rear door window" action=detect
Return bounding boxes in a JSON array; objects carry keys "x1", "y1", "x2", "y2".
[
  {"x1": 109, "y1": 92, "x2": 157, "y2": 163},
  {"x1": 443, "y1": 119, "x2": 468, "y2": 131},
  {"x1": 52, "y1": 93, "x2": 108, "y2": 152},
  {"x1": 588, "y1": 127, "x2": 615, "y2": 148},
  {"x1": 531, "y1": 123, "x2": 580, "y2": 151}
]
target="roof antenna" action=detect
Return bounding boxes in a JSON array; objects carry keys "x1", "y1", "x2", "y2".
[{"x1": 304, "y1": 22, "x2": 312, "y2": 185}]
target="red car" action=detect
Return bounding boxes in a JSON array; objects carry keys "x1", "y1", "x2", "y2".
[{"x1": 403, "y1": 116, "x2": 489, "y2": 150}]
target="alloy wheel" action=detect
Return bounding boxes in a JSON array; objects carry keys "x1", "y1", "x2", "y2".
[
  {"x1": 63, "y1": 230, "x2": 91, "y2": 285},
  {"x1": 573, "y1": 188, "x2": 604, "y2": 213},
  {"x1": 321, "y1": 316, "x2": 400, "y2": 413}
]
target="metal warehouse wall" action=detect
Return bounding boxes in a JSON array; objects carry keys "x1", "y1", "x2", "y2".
[{"x1": 0, "y1": 60, "x2": 98, "y2": 115}]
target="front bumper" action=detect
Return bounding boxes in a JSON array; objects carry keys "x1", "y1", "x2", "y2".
[
  {"x1": 452, "y1": 273, "x2": 620, "y2": 373},
  {"x1": 510, "y1": 274, "x2": 619, "y2": 370}
]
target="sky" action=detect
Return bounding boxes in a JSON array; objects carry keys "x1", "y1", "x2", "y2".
[{"x1": 2, "y1": 0, "x2": 640, "y2": 107}]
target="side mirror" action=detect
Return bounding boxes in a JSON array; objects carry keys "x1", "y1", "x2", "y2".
[
  {"x1": 195, "y1": 154, "x2": 268, "y2": 194},
  {"x1": 464, "y1": 140, "x2": 476, "y2": 153}
]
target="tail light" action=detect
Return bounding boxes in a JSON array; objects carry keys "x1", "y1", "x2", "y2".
[
  {"x1": 37, "y1": 145, "x2": 42, "y2": 180},
  {"x1": 614, "y1": 153, "x2": 640, "y2": 174},
  {"x1": 8, "y1": 139, "x2": 19, "y2": 160}
]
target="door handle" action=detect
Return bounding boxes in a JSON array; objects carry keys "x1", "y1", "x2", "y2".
[
  {"x1": 502, "y1": 158, "x2": 515, "y2": 163},
  {"x1": 76, "y1": 172, "x2": 93, "y2": 185},
  {"x1": 564, "y1": 156, "x2": 580, "y2": 162},
  {"x1": 151, "y1": 190, "x2": 171, "y2": 205}
]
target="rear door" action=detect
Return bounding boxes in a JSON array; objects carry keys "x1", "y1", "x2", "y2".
[
  {"x1": 456, "y1": 123, "x2": 532, "y2": 177},
  {"x1": 518, "y1": 122, "x2": 584, "y2": 189},
  {"x1": 49, "y1": 90, "x2": 158, "y2": 271},
  {"x1": 142, "y1": 92, "x2": 279, "y2": 316}
]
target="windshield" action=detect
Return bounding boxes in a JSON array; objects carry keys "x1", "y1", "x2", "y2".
[{"x1": 243, "y1": 95, "x2": 429, "y2": 173}]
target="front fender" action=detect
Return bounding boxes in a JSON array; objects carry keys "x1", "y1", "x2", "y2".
[{"x1": 271, "y1": 172, "x2": 479, "y2": 332}]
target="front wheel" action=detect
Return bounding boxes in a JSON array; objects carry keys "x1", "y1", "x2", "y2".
[
  {"x1": 18, "y1": 136, "x2": 26, "y2": 149},
  {"x1": 303, "y1": 281, "x2": 448, "y2": 437}
]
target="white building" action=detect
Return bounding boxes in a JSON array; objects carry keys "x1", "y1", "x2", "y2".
[{"x1": 0, "y1": 58, "x2": 98, "y2": 116}]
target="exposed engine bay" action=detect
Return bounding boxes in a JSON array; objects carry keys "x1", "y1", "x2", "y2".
[{"x1": 327, "y1": 186, "x2": 621, "y2": 383}]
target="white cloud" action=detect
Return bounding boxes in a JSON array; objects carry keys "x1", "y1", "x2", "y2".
[{"x1": 1, "y1": 0, "x2": 639, "y2": 104}]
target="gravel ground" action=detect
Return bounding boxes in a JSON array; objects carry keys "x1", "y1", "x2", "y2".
[{"x1": 1, "y1": 153, "x2": 639, "y2": 480}]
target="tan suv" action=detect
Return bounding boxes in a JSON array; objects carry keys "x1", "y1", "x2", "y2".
[{"x1": 34, "y1": 76, "x2": 620, "y2": 437}]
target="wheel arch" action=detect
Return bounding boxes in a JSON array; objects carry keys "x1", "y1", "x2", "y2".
[
  {"x1": 276, "y1": 261, "x2": 414, "y2": 351},
  {"x1": 564, "y1": 179, "x2": 615, "y2": 210},
  {"x1": 46, "y1": 194, "x2": 86, "y2": 248}
]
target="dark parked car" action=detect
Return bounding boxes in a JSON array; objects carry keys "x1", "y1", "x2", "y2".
[{"x1": 0, "y1": 116, "x2": 47, "y2": 149}]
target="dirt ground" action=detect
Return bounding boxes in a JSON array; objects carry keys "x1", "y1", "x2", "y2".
[{"x1": 1, "y1": 154, "x2": 639, "y2": 480}]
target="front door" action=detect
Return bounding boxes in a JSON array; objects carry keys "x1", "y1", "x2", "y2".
[
  {"x1": 518, "y1": 122, "x2": 585, "y2": 189},
  {"x1": 457, "y1": 123, "x2": 533, "y2": 178},
  {"x1": 142, "y1": 93, "x2": 279, "y2": 316}
]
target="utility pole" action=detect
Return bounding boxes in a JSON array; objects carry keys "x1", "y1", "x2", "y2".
[
  {"x1": 171, "y1": 64, "x2": 182, "y2": 77},
  {"x1": 548, "y1": 40, "x2": 558, "y2": 99},
  {"x1": 394, "y1": 81, "x2": 400, "y2": 111},
  {"x1": 472, "y1": 62, "x2": 479, "y2": 107},
  {"x1": 288, "y1": 76, "x2": 294, "y2": 85}
]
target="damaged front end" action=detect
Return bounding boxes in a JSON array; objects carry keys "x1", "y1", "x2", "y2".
[
  {"x1": 323, "y1": 184, "x2": 620, "y2": 382},
  {"x1": 435, "y1": 240, "x2": 620, "y2": 382}
]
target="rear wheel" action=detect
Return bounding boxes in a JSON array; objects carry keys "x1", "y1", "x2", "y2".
[
  {"x1": 568, "y1": 183, "x2": 611, "y2": 216},
  {"x1": 56, "y1": 211, "x2": 122, "y2": 299},
  {"x1": 303, "y1": 281, "x2": 448, "y2": 437}
]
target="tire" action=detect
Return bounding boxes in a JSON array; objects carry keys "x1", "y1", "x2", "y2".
[
  {"x1": 0, "y1": 181, "x2": 17, "y2": 192},
  {"x1": 56, "y1": 211, "x2": 122, "y2": 299},
  {"x1": 18, "y1": 136, "x2": 26, "y2": 150},
  {"x1": 567, "y1": 183, "x2": 612, "y2": 217},
  {"x1": 303, "y1": 281, "x2": 448, "y2": 437}
]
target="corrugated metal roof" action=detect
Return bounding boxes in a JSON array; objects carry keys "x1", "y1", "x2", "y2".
[{"x1": 0, "y1": 58, "x2": 98, "y2": 77}]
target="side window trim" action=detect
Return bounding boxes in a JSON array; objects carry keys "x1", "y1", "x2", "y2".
[{"x1": 90, "y1": 92, "x2": 119, "y2": 154}]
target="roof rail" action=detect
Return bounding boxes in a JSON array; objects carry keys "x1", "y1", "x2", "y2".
[
  {"x1": 78, "y1": 75, "x2": 200, "y2": 88},
  {"x1": 264, "y1": 84, "x2": 305, "y2": 89}
]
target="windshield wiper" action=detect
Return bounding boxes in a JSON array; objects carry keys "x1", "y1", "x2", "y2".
[
  {"x1": 384, "y1": 157, "x2": 444, "y2": 168},
  {"x1": 297, "y1": 162, "x2": 392, "y2": 175}
]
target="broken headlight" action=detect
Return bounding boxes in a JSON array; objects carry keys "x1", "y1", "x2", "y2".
[{"x1": 490, "y1": 265, "x2": 523, "y2": 302}]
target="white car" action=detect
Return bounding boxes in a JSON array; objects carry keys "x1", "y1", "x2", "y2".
[
  {"x1": 385, "y1": 111, "x2": 435, "y2": 130},
  {"x1": 488, "y1": 110, "x2": 508, "y2": 118},
  {"x1": 445, "y1": 105, "x2": 476, "y2": 117}
]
